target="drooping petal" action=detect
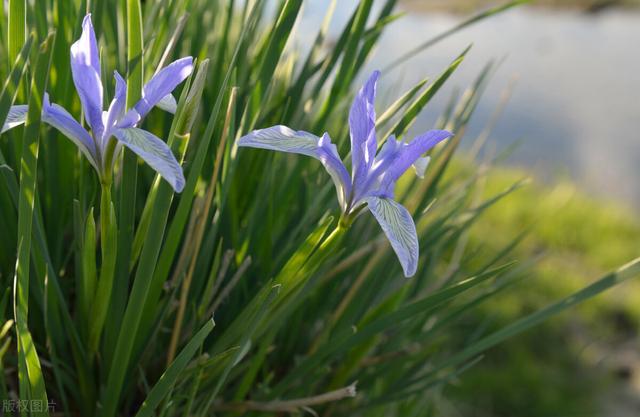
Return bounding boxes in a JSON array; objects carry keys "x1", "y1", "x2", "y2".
[
  {"x1": 119, "y1": 57, "x2": 193, "y2": 127},
  {"x1": 113, "y1": 127, "x2": 185, "y2": 192},
  {"x1": 365, "y1": 196, "x2": 419, "y2": 278},
  {"x1": 238, "y1": 125, "x2": 352, "y2": 211},
  {"x1": 70, "y1": 14, "x2": 104, "y2": 137},
  {"x1": 318, "y1": 133, "x2": 352, "y2": 211},
  {"x1": 42, "y1": 95, "x2": 98, "y2": 170},
  {"x1": 1, "y1": 101, "x2": 99, "y2": 171},
  {"x1": 349, "y1": 70, "x2": 380, "y2": 189},
  {"x1": 1, "y1": 105, "x2": 28, "y2": 133}
]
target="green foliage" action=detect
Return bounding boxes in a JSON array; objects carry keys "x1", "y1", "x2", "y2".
[
  {"x1": 447, "y1": 165, "x2": 640, "y2": 416},
  {"x1": 0, "y1": 1, "x2": 637, "y2": 417}
]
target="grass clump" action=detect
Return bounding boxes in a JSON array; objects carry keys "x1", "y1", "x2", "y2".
[{"x1": 0, "y1": 1, "x2": 637, "y2": 416}]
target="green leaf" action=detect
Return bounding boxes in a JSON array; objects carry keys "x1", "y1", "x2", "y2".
[
  {"x1": 386, "y1": 45, "x2": 471, "y2": 140},
  {"x1": 198, "y1": 285, "x2": 280, "y2": 416},
  {"x1": 315, "y1": 0, "x2": 373, "y2": 128},
  {"x1": 271, "y1": 262, "x2": 514, "y2": 396},
  {"x1": 126, "y1": 0, "x2": 144, "y2": 107},
  {"x1": 13, "y1": 31, "x2": 55, "y2": 416},
  {"x1": 376, "y1": 76, "x2": 429, "y2": 129},
  {"x1": 104, "y1": 0, "x2": 145, "y2": 366},
  {"x1": 89, "y1": 196, "x2": 117, "y2": 356},
  {"x1": 7, "y1": 0, "x2": 26, "y2": 63},
  {"x1": 100, "y1": 1, "x2": 145, "y2": 415},
  {"x1": 252, "y1": 0, "x2": 303, "y2": 107},
  {"x1": 134, "y1": 318, "x2": 215, "y2": 417},
  {"x1": 80, "y1": 207, "x2": 97, "y2": 322},
  {"x1": 0, "y1": 33, "x2": 33, "y2": 131},
  {"x1": 404, "y1": 257, "x2": 640, "y2": 393}
]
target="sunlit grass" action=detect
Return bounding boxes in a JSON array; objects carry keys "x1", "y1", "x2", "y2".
[{"x1": 0, "y1": 1, "x2": 637, "y2": 416}]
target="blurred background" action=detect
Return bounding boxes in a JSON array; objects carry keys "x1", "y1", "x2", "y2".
[{"x1": 292, "y1": 1, "x2": 639, "y2": 416}]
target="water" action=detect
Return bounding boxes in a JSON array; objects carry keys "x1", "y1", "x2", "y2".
[{"x1": 292, "y1": 3, "x2": 640, "y2": 207}]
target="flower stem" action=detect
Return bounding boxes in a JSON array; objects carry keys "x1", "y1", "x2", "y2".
[
  {"x1": 88, "y1": 183, "x2": 118, "y2": 357},
  {"x1": 276, "y1": 221, "x2": 346, "y2": 304},
  {"x1": 318, "y1": 223, "x2": 347, "y2": 252},
  {"x1": 100, "y1": 183, "x2": 112, "y2": 260}
]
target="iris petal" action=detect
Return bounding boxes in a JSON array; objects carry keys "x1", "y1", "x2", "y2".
[
  {"x1": 349, "y1": 71, "x2": 379, "y2": 190},
  {"x1": 1, "y1": 102, "x2": 98, "y2": 171},
  {"x1": 43, "y1": 96, "x2": 98, "y2": 169},
  {"x1": 122, "y1": 57, "x2": 193, "y2": 124},
  {"x1": 156, "y1": 94, "x2": 178, "y2": 114},
  {"x1": 103, "y1": 71, "x2": 127, "y2": 142},
  {"x1": 238, "y1": 125, "x2": 352, "y2": 211},
  {"x1": 1, "y1": 105, "x2": 28, "y2": 133},
  {"x1": 365, "y1": 196, "x2": 419, "y2": 278},
  {"x1": 114, "y1": 127, "x2": 185, "y2": 192},
  {"x1": 70, "y1": 14, "x2": 104, "y2": 137},
  {"x1": 366, "y1": 130, "x2": 451, "y2": 199}
]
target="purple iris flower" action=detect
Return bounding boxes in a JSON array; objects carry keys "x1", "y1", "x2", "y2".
[
  {"x1": 1, "y1": 14, "x2": 192, "y2": 192},
  {"x1": 238, "y1": 71, "x2": 452, "y2": 277}
]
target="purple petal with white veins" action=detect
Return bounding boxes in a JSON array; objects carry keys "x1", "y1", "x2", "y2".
[
  {"x1": 70, "y1": 14, "x2": 104, "y2": 137},
  {"x1": 238, "y1": 125, "x2": 352, "y2": 211},
  {"x1": 1, "y1": 105, "x2": 28, "y2": 133},
  {"x1": 366, "y1": 196, "x2": 419, "y2": 277},
  {"x1": 2, "y1": 101, "x2": 98, "y2": 171},
  {"x1": 114, "y1": 127, "x2": 185, "y2": 192},
  {"x1": 43, "y1": 96, "x2": 99, "y2": 171},
  {"x1": 349, "y1": 70, "x2": 379, "y2": 189},
  {"x1": 120, "y1": 57, "x2": 193, "y2": 125}
]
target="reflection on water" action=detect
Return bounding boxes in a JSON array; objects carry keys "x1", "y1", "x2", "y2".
[{"x1": 294, "y1": 3, "x2": 640, "y2": 206}]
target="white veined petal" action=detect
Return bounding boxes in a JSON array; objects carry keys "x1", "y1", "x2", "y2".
[
  {"x1": 43, "y1": 101, "x2": 99, "y2": 171},
  {"x1": 1, "y1": 105, "x2": 28, "y2": 133},
  {"x1": 366, "y1": 196, "x2": 419, "y2": 277},
  {"x1": 238, "y1": 126, "x2": 352, "y2": 211},
  {"x1": 114, "y1": 127, "x2": 185, "y2": 192},
  {"x1": 238, "y1": 125, "x2": 321, "y2": 156}
]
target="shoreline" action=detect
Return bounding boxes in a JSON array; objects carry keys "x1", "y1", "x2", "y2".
[{"x1": 399, "y1": 0, "x2": 640, "y2": 15}]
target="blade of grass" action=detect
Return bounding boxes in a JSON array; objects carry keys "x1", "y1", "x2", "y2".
[
  {"x1": 101, "y1": 47, "x2": 199, "y2": 417},
  {"x1": 0, "y1": 33, "x2": 33, "y2": 128},
  {"x1": 137, "y1": 0, "x2": 266, "y2": 344},
  {"x1": 13, "y1": 31, "x2": 55, "y2": 415},
  {"x1": 271, "y1": 262, "x2": 514, "y2": 396},
  {"x1": 134, "y1": 318, "x2": 215, "y2": 417},
  {"x1": 80, "y1": 208, "x2": 97, "y2": 323},
  {"x1": 104, "y1": 0, "x2": 144, "y2": 367},
  {"x1": 198, "y1": 284, "x2": 280, "y2": 416},
  {"x1": 315, "y1": 0, "x2": 373, "y2": 129},
  {"x1": 404, "y1": 257, "x2": 640, "y2": 392},
  {"x1": 376, "y1": 76, "x2": 429, "y2": 129},
  {"x1": 385, "y1": 45, "x2": 471, "y2": 140},
  {"x1": 8, "y1": 0, "x2": 26, "y2": 63}
]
